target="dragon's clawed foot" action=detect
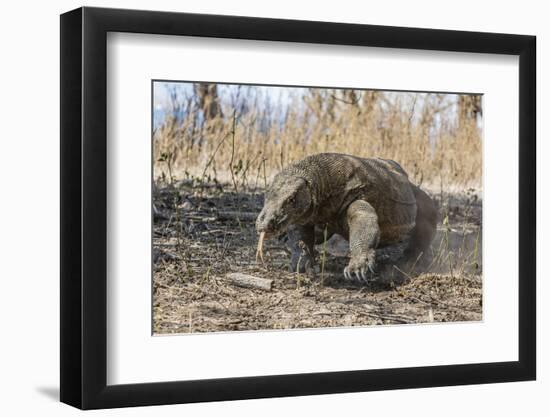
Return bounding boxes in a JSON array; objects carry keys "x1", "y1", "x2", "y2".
[
  {"x1": 289, "y1": 240, "x2": 315, "y2": 273},
  {"x1": 289, "y1": 252, "x2": 315, "y2": 273},
  {"x1": 343, "y1": 251, "x2": 377, "y2": 283}
]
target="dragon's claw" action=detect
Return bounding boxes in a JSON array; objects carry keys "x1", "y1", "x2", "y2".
[{"x1": 343, "y1": 252, "x2": 377, "y2": 284}]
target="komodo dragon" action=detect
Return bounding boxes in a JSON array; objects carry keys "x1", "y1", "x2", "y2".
[{"x1": 255, "y1": 153, "x2": 438, "y2": 283}]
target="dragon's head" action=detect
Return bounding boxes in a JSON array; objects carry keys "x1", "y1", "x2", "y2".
[{"x1": 255, "y1": 174, "x2": 312, "y2": 238}]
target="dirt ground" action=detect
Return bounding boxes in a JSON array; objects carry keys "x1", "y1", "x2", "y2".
[{"x1": 152, "y1": 181, "x2": 482, "y2": 334}]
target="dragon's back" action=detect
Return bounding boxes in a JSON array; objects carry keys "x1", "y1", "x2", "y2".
[{"x1": 284, "y1": 153, "x2": 417, "y2": 244}]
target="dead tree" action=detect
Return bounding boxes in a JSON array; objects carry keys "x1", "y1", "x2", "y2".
[
  {"x1": 193, "y1": 83, "x2": 225, "y2": 150},
  {"x1": 458, "y1": 95, "x2": 482, "y2": 129},
  {"x1": 195, "y1": 83, "x2": 224, "y2": 121}
]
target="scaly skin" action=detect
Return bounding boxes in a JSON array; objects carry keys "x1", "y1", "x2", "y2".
[{"x1": 256, "y1": 153, "x2": 437, "y2": 283}]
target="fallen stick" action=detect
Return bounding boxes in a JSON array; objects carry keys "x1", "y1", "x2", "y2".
[
  {"x1": 225, "y1": 273, "x2": 273, "y2": 291},
  {"x1": 184, "y1": 215, "x2": 217, "y2": 222}
]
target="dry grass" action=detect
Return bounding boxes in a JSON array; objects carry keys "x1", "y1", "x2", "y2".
[{"x1": 154, "y1": 86, "x2": 482, "y2": 188}]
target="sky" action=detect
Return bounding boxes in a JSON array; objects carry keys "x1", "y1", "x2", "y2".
[
  {"x1": 153, "y1": 81, "x2": 300, "y2": 111},
  {"x1": 153, "y1": 81, "x2": 310, "y2": 129},
  {"x1": 152, "y1": 80, "x2": 479, "y2": 132}
]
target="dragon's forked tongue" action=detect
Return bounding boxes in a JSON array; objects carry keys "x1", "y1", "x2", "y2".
[{"x1": 256, "y1": 231, "x2": 266, "y2": 264}]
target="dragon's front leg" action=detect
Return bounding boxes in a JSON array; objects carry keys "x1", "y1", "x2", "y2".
[
  {"x1": 343, "y1": 200, "x2": 380, "y2": 283},
  {"x1": 286, "y1": 224, "x2": 315, "y2": 273}
]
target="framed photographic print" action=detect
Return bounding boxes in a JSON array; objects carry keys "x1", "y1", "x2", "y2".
[{"x1": 60, "y1": 6, "x2": 536, "y2": 409}]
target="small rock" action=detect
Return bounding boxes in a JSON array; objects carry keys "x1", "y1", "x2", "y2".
[{"x1": 181, "y1": 201, "x2": 193, "y2": 211}]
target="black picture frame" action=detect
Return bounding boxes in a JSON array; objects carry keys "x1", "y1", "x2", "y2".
[{"x1": 60, "y1": 6, "x2": 536, "y2": 410}]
